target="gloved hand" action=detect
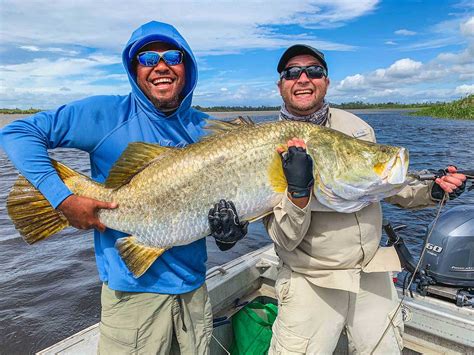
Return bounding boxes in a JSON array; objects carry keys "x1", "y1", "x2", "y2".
[
  {"x1": 278, "y1": 138, "x2": 314, "y2": 198},
  {"x1": 431, "y1": 166, "x2": 467, "y2": 201},
  {"x1": 208, "y1": 199, "x2": 248, "y2": 251}
]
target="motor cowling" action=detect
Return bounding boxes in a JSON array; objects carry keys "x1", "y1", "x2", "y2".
[{"x1": 422, "y1": 206, "x2": 474, "y2": 287}]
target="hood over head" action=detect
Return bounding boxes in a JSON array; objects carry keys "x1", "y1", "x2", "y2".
[{"x1": 122, "y1": 21, "x2": 198, "y2": 117}]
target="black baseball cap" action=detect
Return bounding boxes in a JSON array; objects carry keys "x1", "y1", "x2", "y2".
[{"x1": 277, "y1": 44, "x2": 328, "y2": 74}]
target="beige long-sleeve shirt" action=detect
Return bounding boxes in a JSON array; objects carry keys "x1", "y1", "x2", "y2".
[{"x1": 264, "y1": 108, "x2": 436, "y2": 293}]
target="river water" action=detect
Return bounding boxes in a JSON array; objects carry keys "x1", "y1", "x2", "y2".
[{"x1": 0, "y1": 111, "x2": 473, "y2": 354}]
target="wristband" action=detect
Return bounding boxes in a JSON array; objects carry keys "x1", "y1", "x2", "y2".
[{"x1": 290, "y1": 189, "x2": 311, "y2": 198}]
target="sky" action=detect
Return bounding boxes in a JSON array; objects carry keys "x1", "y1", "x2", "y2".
[{"x1": 0, "y1": 0, "x2": 473, "y2": 109}]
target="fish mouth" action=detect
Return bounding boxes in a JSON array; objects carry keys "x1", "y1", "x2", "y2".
[{"x1": 381, "y1": 147, "x2": 408, "y2": 184}]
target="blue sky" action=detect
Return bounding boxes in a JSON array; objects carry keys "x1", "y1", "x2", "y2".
[{"x1": 0, "y1": 0, "x2": 472, "y2": 109}]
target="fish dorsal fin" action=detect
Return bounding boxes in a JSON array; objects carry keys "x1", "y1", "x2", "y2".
[
  {"x1": 105, "y1": 142, "x2": 173, "y2": 188},
  {"x1": 204, "y1": 116, "x2": 255, "y2": 135},
  {"x1": 229, "y1": 115, "x2": 255, "y2": 125},
  {"x1": 115, "y1": 236, "x2": 167, "y2": 278}
]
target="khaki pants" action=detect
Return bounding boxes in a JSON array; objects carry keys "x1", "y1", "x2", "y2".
[
  {"x1": 269, "y1": 267, "x2": 403, "y2": 355},
  {"x1": 98, "y1": 283, "x2": 213, "y2": 355}
]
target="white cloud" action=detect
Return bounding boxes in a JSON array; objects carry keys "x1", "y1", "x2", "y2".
[
  {"x1": 460, "y1": 17, "x2": 474, "y2": 37},
  {"x1": 333, "y1": 46, "x2": 473, "y2": 102},
  {"x1": 20, "y1": 45, "x2": 79, "y2": 55},
  {"x1": 385, "y1": 41, "x2": 397, "y2": 45},
  {"x1": 0, "y1": 56, "x2": 129, "y2": 109},
  {"x1": 395, "y1": 29, "x2": 416, "y2": 36},
  {"x1": 195, "y1": 78, "x2": 282, "y2": 106},
  {"x1": 1, "y1": 0, "x2": 379, "y2": 108},
  {"x1": 338, "y1": 74, "x2": 367, "y2": 90},
  {"x1": 332, "y1": 12, "x2": 474, "y2": 103},
  {"x1": 399, "y1": 16, "x2": 472, "y2": 51},
  {"x1": 385, "y1": 58, "x2": 422, "y2": 77},
  {"x1": 455, "y1": 84, "x2": 474, "y2": 95},
  {"x1": 20, "y1": 45, "x2": 40, "y2": 52},
  {"x1": 1, "y1": 0, "x2": 371, "y2": 54}
]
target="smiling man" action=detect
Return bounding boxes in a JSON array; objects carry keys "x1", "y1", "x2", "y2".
[
  {"x1": 265, "y1": 44, "x2": 466, "y2": 354},
  {"x1": 0, "y1": 21, "x2": 243, "y2": 354},
  {"x1": 136, "y1": 42, "x2": 186, "y2": 110}
]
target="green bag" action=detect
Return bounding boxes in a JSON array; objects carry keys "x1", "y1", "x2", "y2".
[{"x1": 230, "y1": 301, "x2": 278, "y2": 355}]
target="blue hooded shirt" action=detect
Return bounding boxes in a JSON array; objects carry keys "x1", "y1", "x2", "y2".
[{"x1": 0, "y1": 21, "x2": 210, "y2": 294}]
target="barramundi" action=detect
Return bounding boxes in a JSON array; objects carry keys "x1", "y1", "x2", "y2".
[{"x1": 7, "y1": 119, "x2": 409, "y2": 277}]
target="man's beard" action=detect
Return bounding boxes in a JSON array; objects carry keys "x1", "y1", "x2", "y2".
[
  {"x1": 288, "y1": 100, "x2": 320, "y2": 113},
  {"x1": 150, "y1": 95, "x2": 181, "y2": 111},
  {"x1": 283, "y1": 92, "x2": 322, "y2": 114}
]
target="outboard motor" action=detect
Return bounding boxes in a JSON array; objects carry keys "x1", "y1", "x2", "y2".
[
  {"x1": 422, "y1": 205, "x2": 474, "y2": 287},
  {"x1": 384, "y1": 205, "x2": 474, "y2": 307}
]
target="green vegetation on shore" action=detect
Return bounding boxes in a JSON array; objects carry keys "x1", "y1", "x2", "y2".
[
  {"x1": 2, "y1": 96, "x2": 472, "y2": 119},
  {"x1": 409, "y1": 95, "x2": 473, "y2": 120},
  {"x1": 0, "y1": 108, "x2": 42, "y2": 114}
]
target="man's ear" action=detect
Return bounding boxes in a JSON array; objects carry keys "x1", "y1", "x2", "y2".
[
  {"x1": 326, "y1": 77, "x2": 330, "y2": 88},
  {"x1": 277, "y1": 79, "x2": 282, "y2": 94}
]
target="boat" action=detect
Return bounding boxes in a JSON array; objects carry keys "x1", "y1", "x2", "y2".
[{"x1": 38, "y1": 244, "x2": 474, "y2": 354}]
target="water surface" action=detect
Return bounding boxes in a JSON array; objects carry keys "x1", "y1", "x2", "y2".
[{"x1": 0, "y1": 112, "x2": 473, "y2": 353}]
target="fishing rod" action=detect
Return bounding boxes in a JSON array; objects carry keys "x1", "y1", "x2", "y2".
[
  {"x1": 371, "y1": 195, "x2": 448, "y2": 354},
  {"x1": 410, "y1": 169, "x2": 474, "y2": 181}
]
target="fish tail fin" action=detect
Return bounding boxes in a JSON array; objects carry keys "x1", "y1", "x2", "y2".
[
  {"x1": 116, "y1": 236, "x2": 167, "y2": 278},
  {"x1": 7, "y1": 160, "x2": 87, "y2": 244}
]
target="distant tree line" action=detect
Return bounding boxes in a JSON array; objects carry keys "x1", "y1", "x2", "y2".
[
  {"x1": 0, "y1": 108, "x2": 42, "y2": 114},
  {"x1": 330, "y1": 101, "x2": 429, "y2": 109},
  {"x1": 2, "y1": 96, "x2": 471, "y2": 119},
  {"x1": 193, "y1": 102, "x2": 435, "y2": 111},
  {"x1": 193, "y1": 105, "x2": 281, "y2": 112}
]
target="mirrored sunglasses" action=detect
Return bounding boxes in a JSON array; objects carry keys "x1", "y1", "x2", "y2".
[
  {"x1": 280, "y1": 65, "x2": 327, "y2": 80},
  {"x1": 136, "y1": 50, "x2": 183, "y2": 67}
]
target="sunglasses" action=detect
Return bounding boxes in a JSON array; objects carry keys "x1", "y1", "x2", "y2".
[
  {"x1": 280, "y1": 65, "x2": 327, "y2": 80},
  {"x1": 136, "y1": 50, "x2": 184, "y2": 67}
]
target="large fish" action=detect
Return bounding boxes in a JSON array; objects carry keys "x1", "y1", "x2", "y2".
[{"x1": 7, "y1": 119, "x2": 409, "y2": 277}]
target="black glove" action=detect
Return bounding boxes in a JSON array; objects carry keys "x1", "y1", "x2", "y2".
[
  {"x1": 430, "y1": 169, "x2": 466, "y2": 201},
  {"x1": 208, "y1": 200, "x2": 248, "y2": 251},
  {"x1": 281, "y1": 146, "x2": 314, "y2": 198}
]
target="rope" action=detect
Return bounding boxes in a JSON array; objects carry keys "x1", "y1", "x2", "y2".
[
  {"x1": 212, "y1": 333, "x2": 231, "y2": 355},
  {"x1": 370, "y1": 192, "x2": 448, "y2": 354}
]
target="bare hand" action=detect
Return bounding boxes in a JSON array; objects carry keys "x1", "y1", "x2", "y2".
[
  {"x1": 276, "y1": 138, "x2": 307, "y2": 154},
  {"x1": 57, "y1": 195, "x2": 118, "y2": 232},
  {"x1": 434, "y1": 166, "x2": 466, "y2": 193}
]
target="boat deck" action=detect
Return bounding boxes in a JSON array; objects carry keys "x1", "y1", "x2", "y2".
[{"x1": 38, "y1": 246, "x2": 474, "y2": 354}]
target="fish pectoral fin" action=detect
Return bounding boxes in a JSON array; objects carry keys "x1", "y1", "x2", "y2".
[
  {"x1": 105, "y1": 142, "x2": 174, "y2": 189},
  {"x1": 268, "y1": 151, "x2": 287, "y2": 193},
  {"x1": 115, "y1": 236, "x2": 167, "y2": 278}
]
